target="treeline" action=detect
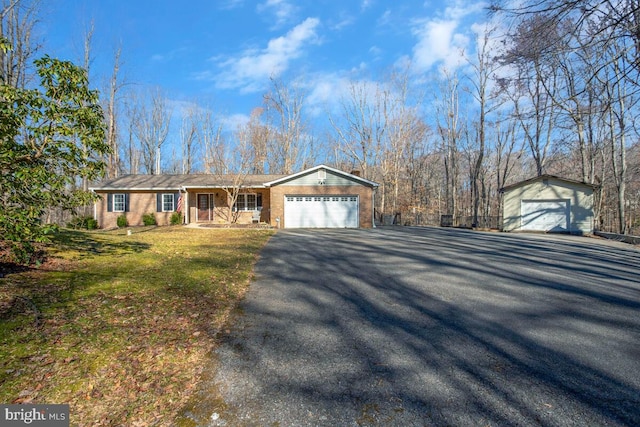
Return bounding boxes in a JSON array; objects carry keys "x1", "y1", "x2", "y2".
[{"x1": 3, "y1": 0, "x2": 640, "y2": 236}]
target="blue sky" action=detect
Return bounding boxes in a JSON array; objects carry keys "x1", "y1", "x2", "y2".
[{"x1": 41, "y1": 0, "x2": 493, "y2": 138}]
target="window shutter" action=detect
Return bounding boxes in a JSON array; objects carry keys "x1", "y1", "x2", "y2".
[
  {"x1": 107, "y1": 194, "x2": 113, "y2": 212},
  {"x1": 156, "y1": 193, "x2": 162, "y2": 212},
  {"x1": 174, "y1": 192, "x2": 180, "y2": 211},
  {"x1": 125, "y1": 194, "x2": 130, "y2": 212},
  {"x1": 257, "y1": 193, "x2": 263, "y2": 209}
]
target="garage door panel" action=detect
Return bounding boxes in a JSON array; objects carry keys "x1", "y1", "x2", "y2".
[
  {"x1": 521, "y1": 200, "x2": 569, "y2": 231},
  {"x1": 285, "y1": 195, "x2": 358, "y2": 228}
]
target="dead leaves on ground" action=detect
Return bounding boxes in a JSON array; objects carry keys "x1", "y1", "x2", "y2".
[{"x1": 0, "y1": 228, "x2": 273, "y2": 426}]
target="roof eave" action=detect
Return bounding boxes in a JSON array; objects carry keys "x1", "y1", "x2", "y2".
[
  {"x1": 264, "y1": 164, "x2": 379, "y2": 187},
  {"x1": 500, "y1": 174, "x2": 599, "y2": 192}
]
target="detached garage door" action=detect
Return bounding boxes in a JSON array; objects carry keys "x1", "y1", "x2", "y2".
[
  {"x1": 521, "y1": 200, "x2": 569, "y2": 232},
  {"x1": 284, "y1": 196, "x2": 359, "y2": 228}
]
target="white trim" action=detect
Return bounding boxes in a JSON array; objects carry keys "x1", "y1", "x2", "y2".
[
  {"x1": 264, "y1": 164, "x2": 379, "y2": 188},
  {"x1": 234, "y1": 193, "x2": 259, "y2": 212},
  {"x1": 113, "y1": 193, "x2": 126, "y2": 212},
  {"x1": 184, "y1": 192, "x2": 189, "y2": 224},
  {"x1": 90, "y1": 186, "x2": 179, "y2": 191},
  {"x1": 161, "y1": 193, "x2": 175, "y2": 212},
  {"x1": 196, "y1": 193, "x2": 215, "y2": 222}
]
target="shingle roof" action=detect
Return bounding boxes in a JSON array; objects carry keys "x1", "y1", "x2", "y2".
[
  {"x1": 500, "y1": 174, "x2": 599, "y2": 192},
  {"x1": 90, "y1": 173, "x2": 288, "y2": 190}
]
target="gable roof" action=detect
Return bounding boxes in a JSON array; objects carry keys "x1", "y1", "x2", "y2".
[
  {"x1": 500, "y1": 174, "x2": 599, "y2": 193},
  {"x1": 90, "y1": 165, "x2": 379, "y2": 191},
  {"x1": 264, "y1": 164, "x2": 379, "y2": 188},
  {"x1": 89, "y1": 173, "x2": 287, "y2": 191}
]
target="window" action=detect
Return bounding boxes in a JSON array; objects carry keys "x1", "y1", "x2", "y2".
[
  {"x1": 162, "y1": 194, "x2": 174, "y2": 212},
  {"x1": 113, "y1": 194, "x2": 125, "y2": 212},
  {"x1": 234, "y1": 193, "x2": 260, "y2": 211}
]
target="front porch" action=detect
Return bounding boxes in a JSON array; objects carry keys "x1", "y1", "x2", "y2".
[{"x1": 183, "y1": 188, "x2": 272, "y2": 226}]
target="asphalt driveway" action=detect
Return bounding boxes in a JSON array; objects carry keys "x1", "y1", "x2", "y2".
[{"x1": 198, "y1": 227, "x2": 640, "y2": 426}]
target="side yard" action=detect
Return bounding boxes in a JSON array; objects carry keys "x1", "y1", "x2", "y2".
[{"x1": 0, "y1": 226, "x2": 274, "y2": 426}]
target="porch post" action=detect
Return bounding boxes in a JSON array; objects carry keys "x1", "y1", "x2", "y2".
[{"x1": 183, "y1": 190, "x2": 189, "y2": 224}]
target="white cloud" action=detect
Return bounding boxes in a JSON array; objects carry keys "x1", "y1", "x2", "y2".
[
  {"x1": 377, "y1": 9, "x2": 391, "y2": 27},
  {"x1": 409, "y1": 2, "x2": 486, "y2": 73},
  {"x1": 150, "y1": 47, "x2": 189, "y2": 63},
  {"x1": 411, "y1": 19, "x2": 466, "y2": 71},
  {"x1": 305, "y1": 73, "x2": 350, "y2": 116},
  {"x1": 219, "y1": 0, "x2": 244, "y2": 10},
  {"x1": 361, "y1": 0, "x2": 374, "y2": 11},
  {"x1": 211, "y1": 17, "x2": 321, "y2": 93},
  {"x1": 369, "y1": 45, "x2": 383, "y2": 60},
  {"x1": 223, "y1": 113, "x2": 251, "y2": 130},
  {"x1": 257, "y1": 0, "x2": 297, "y2": 27}
]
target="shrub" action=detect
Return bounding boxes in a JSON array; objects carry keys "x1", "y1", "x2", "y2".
[
  {"x1": 170, "y1": 211, "x2": 183, "y2": 225},
  {"x1": 67, "y1": 215, "x2": 98, "y2": 230},
  {"x1": 87, "y1": 218, "x2": 98, "y2": 230},
  {"x1": 116, "y1": 214, "x2": 128, "y2": 228},
  {"x1": 142, "y1": 213, "x2": 157, "y2": 226}
]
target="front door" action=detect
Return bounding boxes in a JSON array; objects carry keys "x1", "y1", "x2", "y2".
[{"x1": 197, "y1": 194, "x2": 214, "y2": 221}]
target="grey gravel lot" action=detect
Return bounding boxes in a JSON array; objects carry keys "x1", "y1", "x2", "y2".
[{"x1": 193, "y1": 227, "x2": 640, "y2": 426}]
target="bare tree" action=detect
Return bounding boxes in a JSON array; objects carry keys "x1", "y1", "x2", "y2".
[
  {"x1": 263, "y1": 77, "x2": 310, "y2": 174},
  {"x1": 207, "y1": 122, "x2": 253, "y2": 224},
  {"x1": 180, "y1": 103, "x2": 198, "y2": 174},
  {"x1": 501, "y1": 15, "x2": 560, "y2": 177},
  {"x1": 380, "y1": 66, "x2": 429, "y2": 217},
  {"x1": 328, "y1": 79, "x2": 385, "y2": 181},
  {"x1": 465, "y1": 25, "x2": 505, "y2": 227},
  {"x1": 601, "y1": 38, "x2": 637, "y2": 234},
  {"x1": 123, "y1": 96, "x2": 141, "y2": 174},
  {"x1": 245, "y1": 107, "x2": 269, "y2": 174},
  {"x1": 491, "y1": 0, "x2": 640, "y2": 75},
  {"x1": 0, "y1": 0, "x2": 40, "y2": 88},
  {"x1": 132, "y1": 88, "x2": 172, "y2": 175},
  {"x1": 493, "y1": 112, "x2": 524, "y2": 208},
  {"x1": 436, "y1": 69, "x2": 463, "y2": 221},
  {"x1": 200, "y1": 107, "x2": 224, "y2": 174},
  {"x1": 104, "y1": 44, "x2": 125, "y2": 178}
]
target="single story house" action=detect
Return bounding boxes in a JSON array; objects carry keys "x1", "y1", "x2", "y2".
[
  {"x1": 89, "y1": 164, "x2": 379, "y2": 229},
  {"x1": 501, "y1": 175, "x2": 597, "y2": 235}
]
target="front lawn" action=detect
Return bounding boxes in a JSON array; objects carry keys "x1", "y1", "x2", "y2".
[{"x1": 0, "y1": 226, "x2": 274, "y2": 426}]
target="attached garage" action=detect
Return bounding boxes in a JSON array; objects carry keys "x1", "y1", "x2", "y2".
[
  {"x1": 501, "y1": 175, "x2": 597, "y2": 235},
  {"x1": 266, "y1": 165, "x2": 378, "y2": 229},
  {"x1": 284, "y1": 195, "x2": 359, "y2": 228}
]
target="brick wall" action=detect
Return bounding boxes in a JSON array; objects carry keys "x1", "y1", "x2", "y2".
[
  {"x1": 269, "y1": 185, "x2": 374, "y2": 228},
  {"x1": 95, "y1": 191, "x2": 178, "y2": 229}
]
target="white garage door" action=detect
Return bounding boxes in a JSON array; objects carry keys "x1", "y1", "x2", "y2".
[
  {"x1": 284, "y1": 195, "x2": 359, "y2": 228},
  {"x1": 521, "y1": 200, "x2": 569, "y2": 232}
]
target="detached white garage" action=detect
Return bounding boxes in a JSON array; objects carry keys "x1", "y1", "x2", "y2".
[
  {"x1": 520, "y1": 199, "x2": 570, "y2": 232},
  {"x1": 501, "y1": 175, "x2": 597, "y2": 235}
]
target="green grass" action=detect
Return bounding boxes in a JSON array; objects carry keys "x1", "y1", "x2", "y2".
[{"x1": 0, "y1": 226, "x2": 274, "y2": 426}]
